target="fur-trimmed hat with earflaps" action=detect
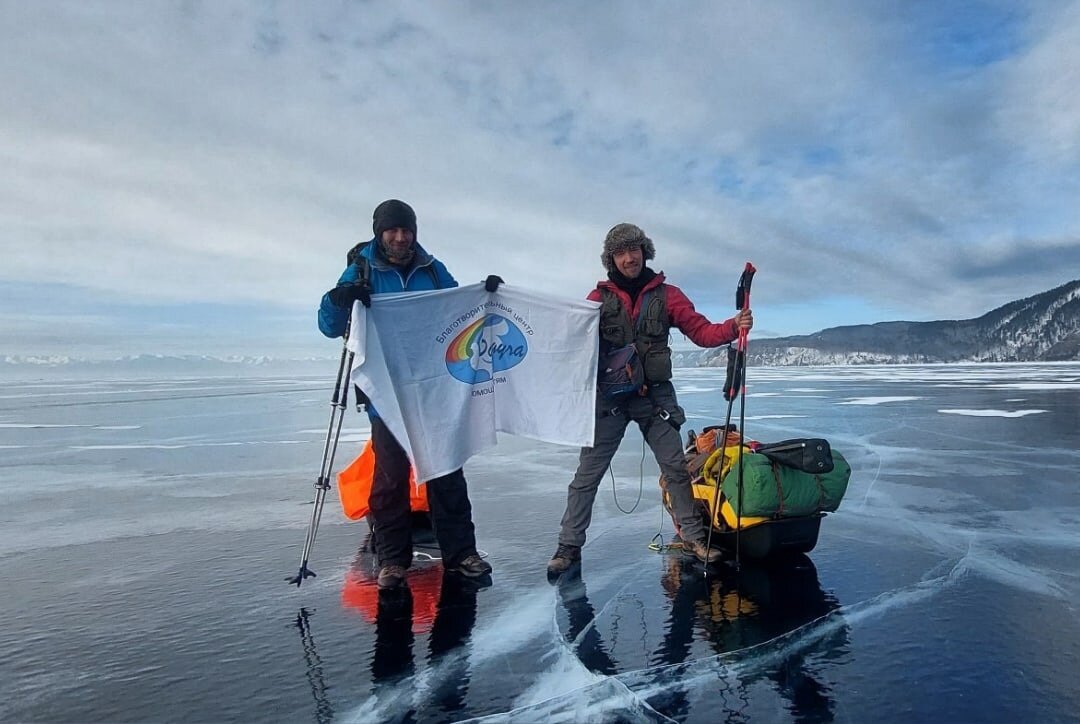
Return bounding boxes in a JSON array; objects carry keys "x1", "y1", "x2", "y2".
[{"x1": 601, "y1": 223, "x2": 655, "y2": 273}]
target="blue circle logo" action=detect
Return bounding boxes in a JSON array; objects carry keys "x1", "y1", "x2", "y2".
[{"x1": 445, "y1": 314, "x2": 529, "y2": 384}]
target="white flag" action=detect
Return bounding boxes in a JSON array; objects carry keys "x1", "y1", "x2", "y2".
[{"x1": 347, "y1": 284, "x2": 600, "y2": 481}]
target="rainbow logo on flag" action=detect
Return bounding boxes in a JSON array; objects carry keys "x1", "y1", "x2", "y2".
[{"x1": 445, "y1": 315, "x2": 529, "y2": 384}]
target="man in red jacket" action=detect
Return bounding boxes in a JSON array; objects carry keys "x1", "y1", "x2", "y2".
[{"x1": 548, "y1": 223, "x2": 753, "y2": 575}]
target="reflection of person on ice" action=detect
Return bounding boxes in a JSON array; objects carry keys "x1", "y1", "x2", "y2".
[
  {"x1": 319, "y1": 199, "x2": 498, "y2": 590},
  {"x1": 369, "y1": 567, "x2": 482, "y2": 715},
  {"x1": 548, "y1": 223, "x2": 753, "y2": 575},
  {"x1": 344, "y1": 534, "x2": 482, "y2": 715},
  {"x1": 553, "y1": 557, "x2": 842, "y2": 722}
]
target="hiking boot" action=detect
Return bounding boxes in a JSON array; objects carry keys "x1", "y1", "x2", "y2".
[
  {"x1": 684, "y1": 538, "x2": 723, "y2": 565},
  {"x1": 443, "y1": 569, "x2": 493, "y2": 591},
  {"x1": 546, "y1": 544, "x2": 581, "y2": 576},
  {"x1": 377, "y1": 564, "x2": 408, "y2": 590},
  {"x1": 448, "y1": 553, "x2": 492, "y2": 578}
]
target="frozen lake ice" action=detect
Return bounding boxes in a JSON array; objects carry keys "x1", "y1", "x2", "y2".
[{"x1": 1, "y1": 363, "x2": 1078, "y2": 722}]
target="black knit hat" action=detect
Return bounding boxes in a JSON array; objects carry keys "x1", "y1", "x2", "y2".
[
  {"x1": 601, "y1": 223, "x2": 655, "y2": 272},
  {"x1": 372, "y1": 199, "x2": 417, "y2": 239}
]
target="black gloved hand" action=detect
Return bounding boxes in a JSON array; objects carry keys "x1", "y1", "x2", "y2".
[
  {"x1": 327, "y1": 282, "x2": 372, "y2": 308},
  {"x1": 484, "y1": 275, "x2": 504, "y2": 293}
]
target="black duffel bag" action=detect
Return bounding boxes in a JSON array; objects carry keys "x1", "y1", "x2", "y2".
[{"x1": 754, "y1": 438, "x2": 834, "y2": 474}]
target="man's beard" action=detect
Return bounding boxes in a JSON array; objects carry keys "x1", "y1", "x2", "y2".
[{"x1": 381, "y1": 240, "x2": 416, "y2": 266}]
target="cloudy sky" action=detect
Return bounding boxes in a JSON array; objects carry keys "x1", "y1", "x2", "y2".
[{"x1": 3, "y1": 1, "x2": 1079, "y2": 359}]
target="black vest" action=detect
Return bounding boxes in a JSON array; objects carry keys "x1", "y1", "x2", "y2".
[{"x1": 599, "y1": 285, "x2": 673, "y2": 383}]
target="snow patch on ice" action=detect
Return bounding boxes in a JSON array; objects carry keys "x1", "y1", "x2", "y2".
[
  {"x1": 838, "y1": 396, "x2": 921, "y2": 406},
  {"x1": 471, "y1": 678, "x2": 657, "y2": 723},
  {"x1": 298, "y1": 427, "x2": 370, "y2": 444},
  {"x1": 745, "y1": 414, "x2": 807, "y2": 420},
  {"x1": 469, "y1": 589, "x2": 562, "y2": 661},
  {"x1": 955, "y1": 546, "x2": 1067, "y2": 599},
  {"x1": 71, "y1": 440, "x2": 310, "y2": 450},
  {"x1": 0, "y1": 423, "x2": 94, "y2": 428},
  {"x1": 507, "y1": 645, "x2": 611, "y2": 714},
  {"x1": 938, "y1": 408, "x2": 1047, "y2": 418},
  {"x1": 988, "y1": 382, "x2": 1080, "y2": 390},
  {"x1": 0, "y1": 423, "x2": 142, "y2": 430}
]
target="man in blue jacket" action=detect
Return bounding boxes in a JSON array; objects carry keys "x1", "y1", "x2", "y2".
[{"x1": 320, "y1": 199, "x2": 497, "y2": 590}]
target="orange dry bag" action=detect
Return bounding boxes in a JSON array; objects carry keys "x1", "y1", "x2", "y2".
[{"x1": 336, "y1": 439, "x2": 429, "y2": 520}]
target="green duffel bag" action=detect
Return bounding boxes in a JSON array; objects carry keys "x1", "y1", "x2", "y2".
[{"x1": 721, "y1": 450, "x2": 851, "y2": 519}]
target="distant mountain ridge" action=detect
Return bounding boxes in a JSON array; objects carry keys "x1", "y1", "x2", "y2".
[
  {"x1": 700, "y1": 279, "x2": 1080, "y2": 367},
  {"x1": 7, "y1": 280, "x2": 1079, "y2": 374}
]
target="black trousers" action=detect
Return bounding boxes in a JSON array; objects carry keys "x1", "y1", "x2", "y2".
[{"x1": 369, "y1": 416, "x2": 478, "y2": 568}]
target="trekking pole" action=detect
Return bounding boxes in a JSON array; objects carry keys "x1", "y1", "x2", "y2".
[
  {"x1": 704, "y1": 263, "x2": 755, "y2": 575},
  {"x1": 734, "y1": 334, "x2": 748, "y2": 572},
  {"x1": 732, "y1": 263, "x2": 755, "y2": 571},
  {"x1": 287, "y1": 322, "x2": 355, "y2": 587},
  {"x1": 702, "y1": 347, "x2": 739, "y2": 577}
]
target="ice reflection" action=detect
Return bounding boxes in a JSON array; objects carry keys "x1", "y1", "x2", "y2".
[
  {"x1": 294, "y1": 608, "x2": 334, "y2": 724},
  {"x1": 344, "y1": 536, "x2": 483, "y2": 722},
  {"x1": 555, "y1": 555, "x2": 849, "y2": 722}
]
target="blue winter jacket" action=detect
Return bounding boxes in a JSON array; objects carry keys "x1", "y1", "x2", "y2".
[{"x1": 318, "y1": 239, "x2": 457, "y2": 339}]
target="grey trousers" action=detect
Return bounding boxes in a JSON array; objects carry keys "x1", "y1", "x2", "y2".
[{"x1": 557, "y1": 382, "x2": 705, "y2": 547}]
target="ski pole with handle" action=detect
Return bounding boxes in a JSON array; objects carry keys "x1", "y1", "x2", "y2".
[
  {"x1": 704, "y1": 262, "x2": 755, "y2": 574},
  {"x1": 733, "y1": 263, "x2": 754, "y2": 571}
]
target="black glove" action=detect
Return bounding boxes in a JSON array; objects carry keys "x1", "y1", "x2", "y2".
[
  {"x1": 327, "y1": 282, "x2": 372, "y2": 308},
  {"x1": 484, "y1": 275, "x2": 504, "y2": 293}
]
